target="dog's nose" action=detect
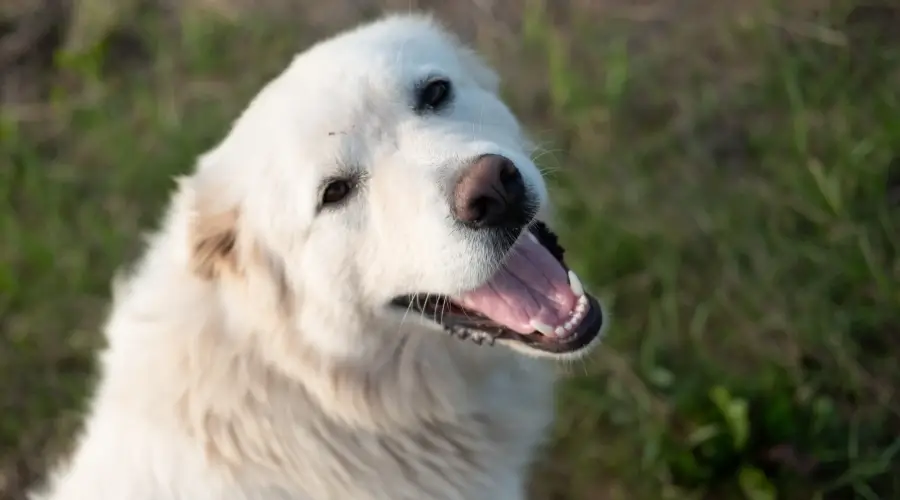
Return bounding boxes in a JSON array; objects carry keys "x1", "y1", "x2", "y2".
[{"x1": 453, "y1": 154, "x2": 528, "y2": 229}]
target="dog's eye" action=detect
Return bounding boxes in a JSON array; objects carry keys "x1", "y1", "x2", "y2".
[
  {"x1": 416, "y1": 78, "x2": 452, "y2": 112},
  {"x1": 321, "y1": 179, "x2": 353, "y2": 206}
]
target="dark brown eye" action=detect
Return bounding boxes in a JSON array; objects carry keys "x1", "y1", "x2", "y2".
[
  {"x1": 321, "y1": 179, "x2": 353, "y2": 206},
  {"x1": 416, "y1": 78, "x2": 452, "y2": 112}
]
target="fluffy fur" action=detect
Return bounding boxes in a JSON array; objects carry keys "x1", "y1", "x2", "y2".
[{"x1": 33, "y1": 13, "x2": 600, "y2": 500}]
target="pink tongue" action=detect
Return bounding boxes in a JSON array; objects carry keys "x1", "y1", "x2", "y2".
[{"x1": 452, "y1": 234, "x2": 577, "y2": 334}]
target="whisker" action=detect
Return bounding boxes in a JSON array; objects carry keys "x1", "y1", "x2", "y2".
[
  {"x1": 398, "y1": 291, "x2": 418, "y2": 331},
  {"x1": 439, "y1": 296, "x2": 451, "y2": 326},
  {"x1": 424, "y1": 292, "x2": 437, "y2": 326}
]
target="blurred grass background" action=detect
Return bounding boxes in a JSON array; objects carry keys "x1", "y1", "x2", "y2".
[{"x1": 1, "y1": 0, "x2": 899, "y2": 499}]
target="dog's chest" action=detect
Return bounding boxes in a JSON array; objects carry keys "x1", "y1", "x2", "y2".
[
  {"x1": 290, "y1": 411, "x2": 548, "y2": 500},
  {"x1": 323, "y1": 417, "x2": 536, "y2": 499},
  {"x1": 247, "y1": 364, "x2": 555, "y2": 499}
]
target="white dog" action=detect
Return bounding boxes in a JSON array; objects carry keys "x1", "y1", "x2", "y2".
[{"x1": 33, "y1": 13, "x2": 607, "y2": 500}]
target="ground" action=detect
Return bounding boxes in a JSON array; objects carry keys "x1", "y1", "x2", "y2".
[{"x1": 1, "y1": 1, "x2": 899, "y2": 499}]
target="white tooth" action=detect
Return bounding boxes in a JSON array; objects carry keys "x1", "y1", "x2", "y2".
[
  {"x1": 554, "y1": 326, "x2": 566, "y2": 336},
  {"x1": 564, "y1": 318, "x2": 577, "y2": 330},
  {"x1": 568, "y1": 270, "x2": 585, "y2": 297},
  {"x1": 530, "y1": 320, "x2": 555, "y2": 336},
  {"x1": 576, "y1": 301, "x2": 587, "y2": 314}
]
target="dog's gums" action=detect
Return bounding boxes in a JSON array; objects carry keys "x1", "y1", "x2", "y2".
[{"x1": 391, "y1": 221, "x2": 605, "y2": 354}]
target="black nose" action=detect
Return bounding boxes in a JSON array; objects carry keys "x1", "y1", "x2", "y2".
[{"x1": 452, "y1": 154, "x2": 529, "y2": 229}]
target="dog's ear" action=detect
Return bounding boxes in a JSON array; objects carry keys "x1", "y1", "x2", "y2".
[
  {"x1": 190, "y1": 204, "x2": 239, "y2": 280},
  {"x1": 181, "y1": 163, "x2": 243, "y2": 280}
]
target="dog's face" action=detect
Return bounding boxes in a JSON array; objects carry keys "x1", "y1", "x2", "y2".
[{"x1": 189, "y1": 15, "x2": 605, "y2": 362}]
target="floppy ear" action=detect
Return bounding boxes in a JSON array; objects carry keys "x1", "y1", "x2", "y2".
[
  {"x1": 182, "y1": 160, "x2": 243, "y2": 280},
  {"x1": 190, "y1": 203, "x2": 239, "y2": 280},
  {"x1": 182, "y1": 81, "x2": 280, "y2": 281},
  {"x1": 180, "y1": 67, "x2": 291, "y2": 281}
]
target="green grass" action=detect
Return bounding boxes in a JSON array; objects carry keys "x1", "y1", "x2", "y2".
[{"x1": 2, "y1": 3, "x2": 899, "y2": 499}]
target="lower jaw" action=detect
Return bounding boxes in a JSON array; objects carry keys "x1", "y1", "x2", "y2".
[
  {"x1": 390, "y1": 293, "x2": 605, "y2": 356},
  {"x1": 496, "y1": 294, "x2": 605, "y2": 355}
]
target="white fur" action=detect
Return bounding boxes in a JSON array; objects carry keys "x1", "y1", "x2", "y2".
[{"x1": 33, "y1": 14, "x2": 600, "y2": 500}]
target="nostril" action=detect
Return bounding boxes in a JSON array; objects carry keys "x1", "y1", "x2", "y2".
[
  {"x1": 500, "y1": 173, "x2": 516, "y2": 187},
  {"x1": 467, "y1": 198, "x2": 488, "y2": 223},
  {"x1": 498, "y1": 159, "x2": 517, "y2": 181},
  {"x1": 465, "y1": 196, "x2": 506, "y2": 227},
  {"x1": 497, "y1": 160, "x2": 524, "y2": 202}
]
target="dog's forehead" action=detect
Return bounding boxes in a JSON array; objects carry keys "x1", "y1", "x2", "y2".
[
  {"x1": 269, "y1": 19, "x2": 469, "y2": 157},
  {"x1": 281, "y1": 17, "x2": 466, "y2": 106},
  {"x1": 312, "y1": 15, "x2": 464, "y2": 69}
]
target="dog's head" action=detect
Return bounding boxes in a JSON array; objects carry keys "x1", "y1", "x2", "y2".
[{"x1": 185, "y1": 14, "x2": 606, "y2": 364}]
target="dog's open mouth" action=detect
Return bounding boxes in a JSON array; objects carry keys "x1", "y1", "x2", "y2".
[{"x1": 390, "y1": 222, "x2": 604, "y2": 354}]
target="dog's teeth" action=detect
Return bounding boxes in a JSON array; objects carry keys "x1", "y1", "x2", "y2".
[
  {"x1": 576, "y1": 304, "x2": 587, "y2": 319},
  {"x1": 554, "y1": 326, "x2": 566, "y2": 336},
  {"x1": 568, "y1": 270, "x2": 585, "y2": 297},
  {"x1": 575, "y1": 298, "x2": 587, "y2": 314},
  {"x1": 530, "y1": 320, "x2": 555, "y2": 336}
]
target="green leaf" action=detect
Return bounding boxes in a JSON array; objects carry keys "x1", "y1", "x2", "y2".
[
  {"x1": 710, "y1": 385, "x2": 750, "y2": 451},
  {"x1": 739, "y1": 466, "x2": 777, "y2": 500},
  {"x1": 687, "y1": 423, "x2": 721, "y2": 447}
]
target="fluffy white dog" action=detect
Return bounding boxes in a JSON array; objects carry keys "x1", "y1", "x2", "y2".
[{"x1": 33, "y1": 13, "x2": 607, "y2": 500}]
